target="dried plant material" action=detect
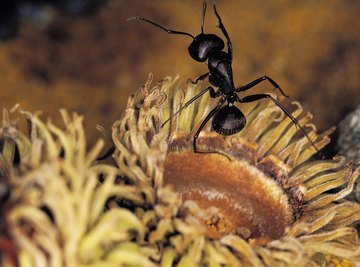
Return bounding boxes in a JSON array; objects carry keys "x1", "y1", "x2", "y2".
[
  {"x1": 111, "y1": 75, "x2": 360, "y2": 266},
  {"x1": 1, "y1": 75, "x2": 360, "y2": 267}
]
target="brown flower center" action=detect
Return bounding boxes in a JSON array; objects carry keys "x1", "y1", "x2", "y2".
[{"x1": 164, "y1": 147, "x2": 294, "y2": 240}]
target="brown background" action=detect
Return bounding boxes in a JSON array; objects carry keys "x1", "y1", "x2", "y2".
[{"x1": 0, "y1": 0, "x2": 359, "y2": 149}]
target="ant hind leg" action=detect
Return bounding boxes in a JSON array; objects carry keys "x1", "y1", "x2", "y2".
[{"x1": 238, "y1": 93, "x2": 323, "y2": 158}]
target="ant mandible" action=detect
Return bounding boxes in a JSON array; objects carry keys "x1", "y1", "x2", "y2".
[{"x1": 128, "y1": 1, "x2": 321, "y2": 156}]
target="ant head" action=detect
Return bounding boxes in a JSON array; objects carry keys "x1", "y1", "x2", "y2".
[
  {"x1": 188, "y1": 0, "x2": 225, "y2": 62},
  {"x1": 188, "y1": 34, "x2": 225, "y2": 62},
  {"x1": 212, "y1": 105, "x2": 246, "y2": 136}
]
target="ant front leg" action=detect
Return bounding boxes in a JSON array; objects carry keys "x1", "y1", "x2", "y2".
[
  {"x1": 238, "y1": 93, "x2": 321, "y2": 155},
  {"x1": 236, "y1": 76, "x2": 289, "y2": 97},
  {"x1": 194, "y1": 98, "x2": 225, "y2": 153},
  {"x1": 191, "y1": 72, "x2": 210, "y2": 84}
]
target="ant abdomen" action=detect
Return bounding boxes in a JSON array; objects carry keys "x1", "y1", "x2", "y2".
[
  {"x1": 212, "y1": 106, "x2": 246, "y2": 136},
  {"x1": 188, "y1": 34, "x2": 224, "y2": 62}
]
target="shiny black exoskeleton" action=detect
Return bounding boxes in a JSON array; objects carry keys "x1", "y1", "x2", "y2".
[{"x1": 126, "y1": 1, "x2": 321, "y2": 156}]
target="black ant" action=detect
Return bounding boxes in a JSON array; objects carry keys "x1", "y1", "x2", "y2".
[
  {"x1": 126, "y1": 0, "x2": 321, "y2": 157},
  {"x1": 98, "y1": 1, "x2": 320, "y2": 160}
]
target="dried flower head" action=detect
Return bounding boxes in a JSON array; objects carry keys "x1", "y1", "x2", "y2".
[
  {"x1": 0, "y1": 107, "x2": 155, "y2": 267},
  {"x1": 111, "y1": 74, "x2": 360, "y2": 266},
  {"x1": 1, "y1": 75, "x2": 360, "y2": 267}
]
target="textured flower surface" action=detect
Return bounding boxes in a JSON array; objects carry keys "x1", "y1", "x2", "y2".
[{"x1": 1, "y1": 75, "x2": 360, "y2": 267}]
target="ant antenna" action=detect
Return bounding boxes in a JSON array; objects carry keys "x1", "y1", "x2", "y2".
[
  {"x1": 127, "y1": 17, "x2": 195, "y2": 39},
  {"x1": 201, "y1": 0, "x2": 207, "y2": 34}
]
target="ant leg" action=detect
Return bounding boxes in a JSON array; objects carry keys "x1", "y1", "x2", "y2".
[
  {"x1": 127, "y1": 17, "x2": 195, "y2": 39},
  {"x1": 194, "y1": 98, "x2": 225, "y2": 153},
  {"x1": 213, "y1": 3, "x2": 232, "y2": 60},
  {"x1": 97, "y1": 145, "x2": 115, "y2": 160},
  {"x1": 238, "y1": 93, "x2": 321, "y2": 155},
  {"x1": 236, "y1": 76, "x2": 289, "y2": 97},
  {"x1": 191, "y1": 72, "x2": 210, "y2": 84},
  {"x1": 161, "y1": 86, "x2": 218, "y2": 128}
]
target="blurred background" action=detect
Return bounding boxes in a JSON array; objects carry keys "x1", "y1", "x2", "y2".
[{"x1": 0, "y1": 0, "x2": 359, "y2": 154}]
